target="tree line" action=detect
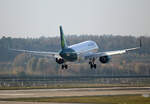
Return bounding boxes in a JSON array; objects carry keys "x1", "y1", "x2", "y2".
[{"x1": 0, "y1": 35, "x2": 150, "y2": 76}]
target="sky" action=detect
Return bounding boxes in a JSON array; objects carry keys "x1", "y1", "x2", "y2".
[{"x1": 0, "y1": 0, "x2": 149, "y2": 38}]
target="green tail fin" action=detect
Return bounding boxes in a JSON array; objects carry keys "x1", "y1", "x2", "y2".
[{"x1": 60, "y1": 26, "x2": 67, "y2": 49}]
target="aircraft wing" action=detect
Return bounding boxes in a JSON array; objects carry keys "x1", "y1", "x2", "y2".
[
  {"x1": 84, "y1": 47, "x2": 140, "y2": 59},
  {"x1": 9, "y1": 48, "x2": 60, "y2": 58},
  {"x1": 84, "y1": 39, "x2": 142, "y2": 59},
  {"x1": 96, "y1": 47, "x2": 140, "y2": 57}
]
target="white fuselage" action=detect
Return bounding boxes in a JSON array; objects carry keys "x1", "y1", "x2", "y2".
[{"x1": 69, "y1": 40, "x2": 99, "y2": 61}]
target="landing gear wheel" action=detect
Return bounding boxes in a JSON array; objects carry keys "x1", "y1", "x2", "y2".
[
  {"x1": 61, "y1": 64, "x2": 68, "y2": 69},
  {"x1": 64, "y1": 64, "x2": 68, "y2": 69},
  {"x1": 89, "y1": 60, "x2": 96, "y2": 69},
  {"x1": 90, "y1": 64, "x2": 96, "y2": 69},
  {"x1": 89, "y1": 58, "x2": 96, "y2": 69},
  {"x1": 61, "y1": 65, "x2": 65, "y2": 69},
  {"x1": 90, "y1": 64, "x2": 93, "y2": 69},
  {"x1": 93, "y1": 64, "x2": 96, "y2": 69}
]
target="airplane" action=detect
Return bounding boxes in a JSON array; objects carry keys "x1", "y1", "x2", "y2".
[{"x1": 10, "y1": 26, "x2": 141, "y2": 69}]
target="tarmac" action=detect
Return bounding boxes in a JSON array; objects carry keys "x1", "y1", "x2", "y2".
[{"x1": 0, "y1": 87, "x2": 149, "y2": 104}]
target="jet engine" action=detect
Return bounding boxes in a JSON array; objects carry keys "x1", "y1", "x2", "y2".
[
  {"x1": 99, "y1": 56, "x2": 111, "y2": 63},
  {"x1": 56, "y1": 58, "x2": 64, "y2": 64}
]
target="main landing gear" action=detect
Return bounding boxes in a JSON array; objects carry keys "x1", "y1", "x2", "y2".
[
  {"x1": 61, "y1": 64, "x2": 68, "y2": 69},
  {"x1": 89, "y1": 58, "x2": 96, "y2": 69}
]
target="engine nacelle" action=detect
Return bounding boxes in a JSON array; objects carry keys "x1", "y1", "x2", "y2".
[
  {"x1": 99, "y1": 56, "x2": 111, "y2": 63},
  {"x1": 56, "y1": 58, "x2": 64, "y2": 64}
]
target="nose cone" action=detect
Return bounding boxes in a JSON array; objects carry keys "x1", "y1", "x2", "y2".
[{"x1": 59, "y1": 48, "x2": 77, "y2": 62}]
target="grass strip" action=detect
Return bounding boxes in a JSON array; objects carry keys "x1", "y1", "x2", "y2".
[{"x1": 0, "y1": 95, "x2": 150, "y2": 104}]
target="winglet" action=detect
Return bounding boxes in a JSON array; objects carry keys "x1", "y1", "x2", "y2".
[{"x1": 60, "y1": 26, "x2": 68, "y2": 49}]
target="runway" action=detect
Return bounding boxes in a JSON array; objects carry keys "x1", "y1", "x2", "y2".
[
  {"x1": 0, "y1": 101, "x2": 83, "y2": 104},
  {"x1": 0, "y1": 87, "x2": 150, "y2": 98}
]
